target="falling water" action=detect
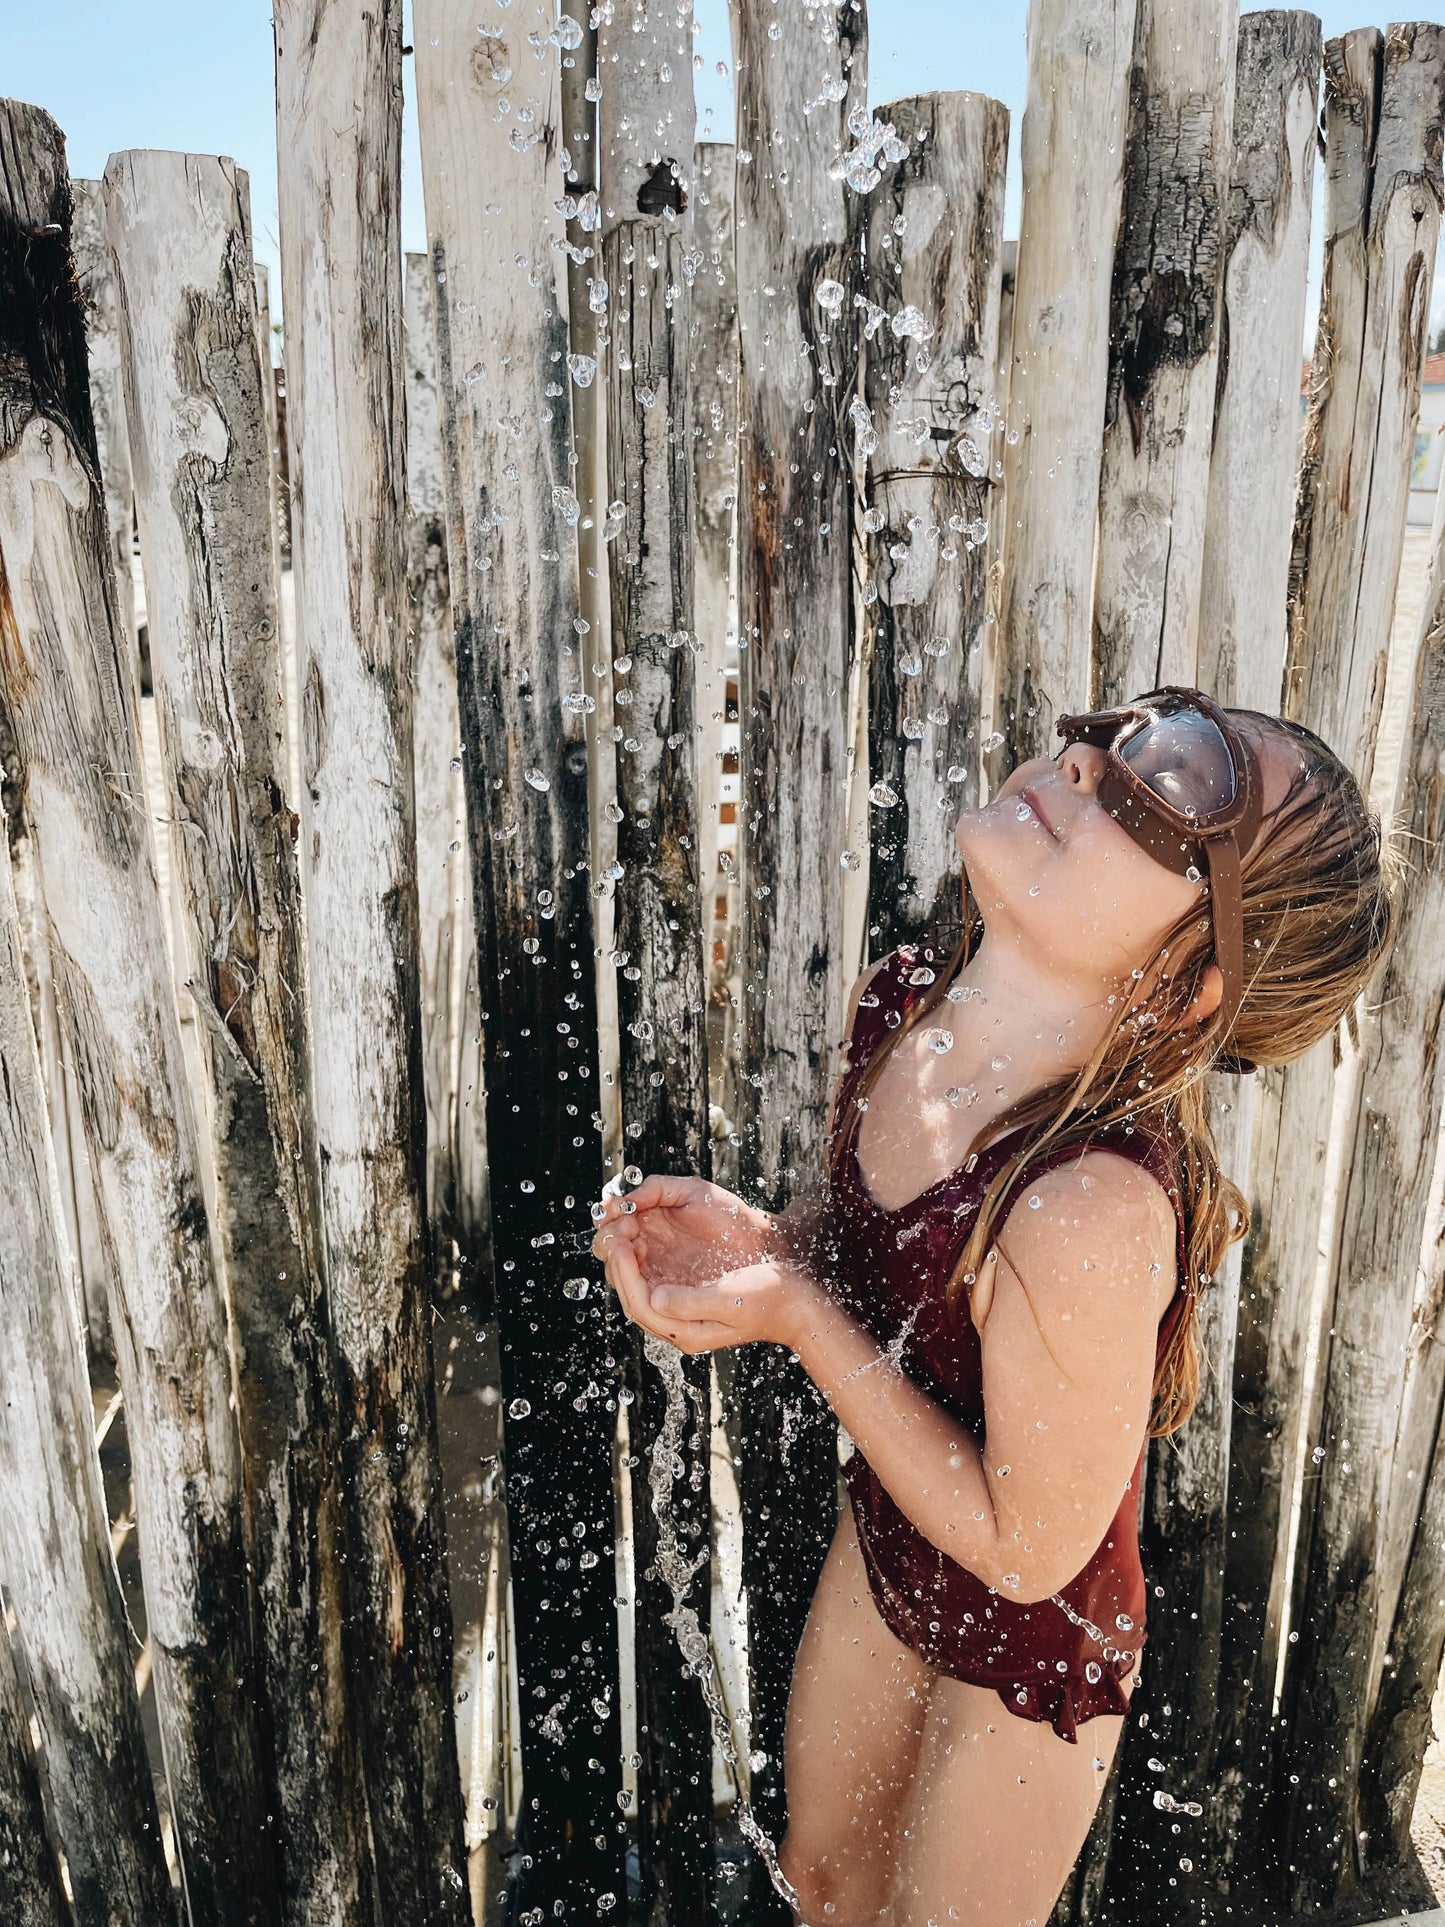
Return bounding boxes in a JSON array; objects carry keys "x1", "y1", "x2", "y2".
[{"x1": 640, "y1": 1331, "x2": 801, "y2": 1911}]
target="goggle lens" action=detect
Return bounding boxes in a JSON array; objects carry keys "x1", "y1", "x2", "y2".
[{"x1": 1118, "y1": 708, "x2": 1237, "y2": 820}]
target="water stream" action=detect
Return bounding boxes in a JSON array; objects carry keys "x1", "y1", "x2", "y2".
[{"x1": 640, "y1": 1331, "x2": 801, "y2": 1912}]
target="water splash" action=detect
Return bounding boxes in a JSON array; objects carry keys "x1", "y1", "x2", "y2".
[{"x1": 640, "y1": 1332, "x2": 800, "y2": 1911}]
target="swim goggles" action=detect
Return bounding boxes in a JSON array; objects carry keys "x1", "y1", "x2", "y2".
[{"x1": 1053, "y1": 687, "x2": 1265, "y2": 1074}]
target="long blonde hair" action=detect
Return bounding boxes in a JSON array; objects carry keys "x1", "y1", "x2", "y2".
[{"x1": 826, "y1": 711, "x2": 1406, "y2": 1437}]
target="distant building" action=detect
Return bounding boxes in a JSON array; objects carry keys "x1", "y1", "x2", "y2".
[{"x1": 1300, "y1": 352, "x2": 1445, "y2": 526}]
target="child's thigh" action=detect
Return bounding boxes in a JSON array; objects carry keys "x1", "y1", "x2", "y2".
[
  {"x1": 884, "y1": 1674, "x2": 1128, "y2": 1927},
  {"x1": 778, "y1": 1502, "x2": 936, "y2": 1923}
]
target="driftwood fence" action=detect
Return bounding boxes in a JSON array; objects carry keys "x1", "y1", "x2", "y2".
[{"x1": 1, "y1": 2, "x2": 1445, "y2": 1924}]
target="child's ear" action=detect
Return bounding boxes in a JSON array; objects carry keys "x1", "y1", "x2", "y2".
[{"x1": 1177, "y1": 962, "x2": 1223, "y2": 1030}]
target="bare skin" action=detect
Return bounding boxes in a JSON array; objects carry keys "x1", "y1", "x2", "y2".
[{"x1": 594, "y1": 723, "x2": 1304, "y2": 1925}]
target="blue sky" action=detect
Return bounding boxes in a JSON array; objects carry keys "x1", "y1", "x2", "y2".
[{"x1": 0, "y1": 4, "x2": 1428, "y2": 361}]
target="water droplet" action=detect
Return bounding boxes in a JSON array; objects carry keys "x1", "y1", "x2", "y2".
[
  {"x1": 890, "y1": 303, "x2": 934, "y2": 341},
  {"x1": 508, "y1": 1398, "x2": 532, "y2": 1420},
  {"x1": 983, "y1": 730, "x2": 1004, "y2": 752},
  {"x1": 562, "y1": 1277, "x2": 589, "y2": 1300},
  {"x1": 868, "y1": 780, "x2": 900, "y2": 808},
  {"x1": 861, "y1": 505, "x2": 886, "y2": 534},
  {"x1": 567, "y1": 351, "x2": 597, "y2": 388},
  {"x1": 552, "y1": 484, "x2": 581, "y2": 525},
  {"x1": 815, "y1": 277, "x2": 846, "y2": 314},
  {"x1": 839, "y1": 848, "x2": 861, "y2": 870},
  {"x1": 525, "y1": 767, "x2": 551, "y2": 792},
  {"x1": 923, "y1": 1028, "x2": 954, "y2": 1054},
  {"x1": 562, "y1": 690, "x2": 597, "y2": 714},
  {"x1": 1027, "y1": 1194, "x2": 1042, "y2": 1209}
]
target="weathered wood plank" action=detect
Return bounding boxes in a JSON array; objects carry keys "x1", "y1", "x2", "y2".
[
  {"x1": 413, "y1": 0, "x2": 629, "y2": 1912},
  {"x1": 50, "y1": 180, "x2": 121, "y2": 1360},
  {"x1": 598, "y1": 8, "x2": 715, "y2": 1917},
  {"x1": 1196, "y1": 11, "x2": 1322, "y2": 711},
  {"x1": 0, "y1": 1616, "x2": 68, "y2": 1927},
  {"x1": 1095, "y1": 23, "x2": 1322, "y2": 1923},
  {"x1": 1286, "y1": 26, "x2": 1444, "y2": 758},
  {"x1": 1270, "y1": 24, "x2": 1445, "y2": 1911},
  {"x1": 0, "y1": 97, "x2": 277, "y2": 1927},
  {"x1": 1093, "y1": 0, "x2": 1239, "y2": 703},
  {"x1": 404, "y1": 252, "x2": 475, "y2": 1284},
  {"x1": 70, "y1": 177, "x2": 140, "y2": 693},
  {"x1": 1357, "y1": 493, "x2": 1445, "y2": 1880},
  {"x1": 104, "y1": 147, "x2": 378, "y2": 1927},
  {"x1": 1279, "y1": 183, "x2": 1445, "y2": 1924},
  {"x1": 0, "y1": 823, "x2": 171, "y2": 1925},
  {"x1": 271, "y1": 10, "x2": 469, "y2": 1918},
  {"x1": 692, "y1": 140, "x2": 739, "y2": 1043},
  {"x1": 993, "y1": 0, "x2": 1136, "y2": 770},
  {"x1": 730, "y1": 0, "x2": 865, "y2": 1890},
  {"x1": 861, "y1": 90, "x2": 1007, "y2": 954}
]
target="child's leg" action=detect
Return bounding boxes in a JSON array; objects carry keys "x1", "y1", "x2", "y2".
[
  {"x1": 882, "y1": 1672, "x2": 1130, "y2": 1927},
  {"x1": 778, "y1": 1503, "x2": 937, "y2": 1926}
]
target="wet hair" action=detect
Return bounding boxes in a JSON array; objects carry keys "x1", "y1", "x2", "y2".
[{"x1": 824, "y1": 708, "x2": 1406, "y2": 1437}]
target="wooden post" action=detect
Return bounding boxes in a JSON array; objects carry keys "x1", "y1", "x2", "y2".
[
  {"x1": 0, "y1": 1617, "x2": 68, "y2": 1927},
  {"x1": 69, "y1": 178, "x2": 141, "y2": 692},
  {"x1": 861, "y1": 91, "x2": 1008, "y2": 955},
  {"x1": 1092, "y1": 0, "x2": 1239, "y2": 704},
  {"x1": 1196, "y1": 11, "x2": 1322, "y2": 711},
  {"x1": 692, "y1": 141, "x2": 739, "y2": 1046},
  {"x1": 598, "y1": 7, "x2": 715, "y2": 1916},
  {"x1": 1351, "y1": 484, "x2": 1445, "y2": 1886},
  {"x1": 1274, "y1": 53, "x2": 1445, "y2": 1913},
  {"x1": 1095, "y1": 22, "x2": 1322, "y2": 1921},
  {"x1": 730, "y1": 0, "x2": 865, "y2": 1885},
  {"x1": 104, "y1": 148, "x2": 379, "y2": 1927},
  {"x1": 272, "y1": 10, "x2": 469, "y2": 1919},
  {"x1": 1286, "y1": 26, "x2": 1445, "y2": 751},
  {"x1": 0, "y1": 99, "x2": 277, "y2": 1926},
  {"x1": 993, "y1": 0, "x2": 1136, "y2": 773},
  {"x1": 404, "y1": 252, "x2": 473, "y2": 1284},
  {"x1": 413, "y1": 1, "x2": 629, "y2": 1912},
  {"x1": 0, "y1": 825, "x2": 171, "y2": 1925},
  {"x1": 1197, "y1": 25, "x2": 1445, "y2": 1917}
]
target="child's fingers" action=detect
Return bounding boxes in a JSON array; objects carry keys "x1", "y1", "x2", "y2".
[{"x1": 650, "y1": 1283, "x2": 728, "y2": 1323}]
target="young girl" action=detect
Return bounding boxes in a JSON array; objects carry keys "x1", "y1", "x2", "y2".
[{"x1": 592, "y1": 688, "x2": 1401, "y2": 1926}]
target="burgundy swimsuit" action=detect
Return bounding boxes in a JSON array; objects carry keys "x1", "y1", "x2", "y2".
[{"x1": 816, "y1": 944, "x2": 1190, "y2": 1744}]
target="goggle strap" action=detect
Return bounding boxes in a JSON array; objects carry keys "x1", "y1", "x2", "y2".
[{"x1": 1206, "y1": 834, "x2": 1246, "y2": 1033}]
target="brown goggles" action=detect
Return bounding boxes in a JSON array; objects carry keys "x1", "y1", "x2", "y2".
[{"x1": 1054, "y1": 687, "x2": 1265, "y2": 1072}]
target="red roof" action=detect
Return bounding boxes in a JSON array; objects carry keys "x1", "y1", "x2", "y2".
[{"x1": 1300, "y1": 351, "x2": 1445, "y2": 392}]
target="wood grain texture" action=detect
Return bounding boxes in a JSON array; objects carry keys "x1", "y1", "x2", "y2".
[
  {"x1": 104, "y1": 146, "x2": 378, "y2": 1927},
  {"x1": 271, "y1": 10, "x2": 468, "y2": 1918},
  {"x1": 1197, "y1": 10, "x2": 1322, "y2": 711},
  {"x1": 692, "y1": 141, "x2": 739, "y2": 1015},
  {"x1": 730, "y1": 0, "x2": 864, "y2": 1886},
  {"x1": 1101, "y1": 25, "x2": 1323, "y2": 1921},
  {"x1": 1093, "y1": 0, "x2": 1240, "y2": 704},
  {"x1": 0, "y1": 97, "x2": 276, "y2": 1927},
  {"x1": 0, "y1": 1617, "x2": 68, "y2": 1927},
  {"x1": 1356, "y1": 500, "x2": 1445, "y2": 1881},
  {"x1": 598, "y1": 9, "x2": 715, "y2": 1916},
  {"x1": 1286, "y1": 26, "x2": 1445, "y2": 761},
  {"x1": 69, "y1": 178, "x2": 140, "y2": 693},
  {"x1": 994, "y1": 0, "x2": 1136, "y2": 772},
  {"x1": 0, "y1": 826, "x2": 171, "y2": 1926},
  {"x1": 1279, "y1": 435, "x2": 1445, "y2": 1918},
  {"x1": 861, "y1": 90, "x2": 1006, "y2": 953},
  {"x1": 413, "y1": 0, "x2": 629, "y2": 1911},
  {"x1": 404, "y1": 252, "x2": 481, "y2": 1289}
]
